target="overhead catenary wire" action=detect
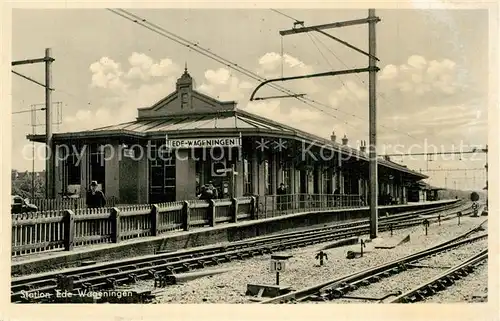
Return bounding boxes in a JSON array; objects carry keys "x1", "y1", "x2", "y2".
[
  {"x1": 109, "y1": 8, "x2": 480, "y2": 190},
  {"x1": 106, "y1": 8, "x2": 371, "y2": 134},
  {"x1": 269, "y1": 9, "x2": 478, "y2": 178},
  {"x1": 270, "y1": 9, "x2": 423, "y2": 142},
  {"x1": 270, "y1": 10, "x2": 484, "y2": 192},
  {"x1": 269, "y1": 9, "x2": 474, "y2": 146}
]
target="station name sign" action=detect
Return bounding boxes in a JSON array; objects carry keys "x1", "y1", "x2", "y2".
[{"x1": 166, "y1": 136, "x2": 242, "y2": 149}]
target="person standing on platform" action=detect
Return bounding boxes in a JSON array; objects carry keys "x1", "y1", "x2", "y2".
[
  {"x1": 333, "y1": 188, "x2": 340, "y2": 207},
  {"x1": 199, "y1": 181, "x2": 218, "y2": 200},
  {"x1": 277, "y1": 183, "x2": 287, "y2": 211},
  {"x1": 86, "y1": 181, "x2": 106, "y2": 208},
  {"x1": 207, "y1": 181, "x2": 219, "y2": 199}
]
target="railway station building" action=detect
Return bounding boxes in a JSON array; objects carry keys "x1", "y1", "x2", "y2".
[{"x1": 28, "y1": 68, "x2": 428, "y2": 205}]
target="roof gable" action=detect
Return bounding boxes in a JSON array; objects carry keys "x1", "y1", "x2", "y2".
[{"x1": 137, "y1": 69, "x2": 236, "y2": 119}]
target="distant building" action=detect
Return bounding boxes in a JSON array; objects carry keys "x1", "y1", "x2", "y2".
[{"x1": 28, "y1": 68, "x2": 427, "y2": 204}]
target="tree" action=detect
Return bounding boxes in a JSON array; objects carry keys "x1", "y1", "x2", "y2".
[{"x1": 11, "y1": 171, "x2": 45, "y2": 199}]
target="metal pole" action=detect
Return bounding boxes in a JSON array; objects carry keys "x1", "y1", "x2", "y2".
[
  {"x1": 484, "y1": 145, "x2": 488, "y2": 208},
  {"x1": 231, "y1": 163, "x2": 236, "y2": 198},
  {"x1": 31, "y1": 104, "x2": 36, "y2": 200},
  {"x1": 368, "y1": 9, "x2": 378, "y2": 239},
  {"x1": 45, "y1": 48, "x2": 53, "y2": 199}
]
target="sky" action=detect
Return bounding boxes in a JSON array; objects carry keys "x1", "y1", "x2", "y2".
[{"x1": 10, "y1": 7, "x2": 489, "y2": 191}]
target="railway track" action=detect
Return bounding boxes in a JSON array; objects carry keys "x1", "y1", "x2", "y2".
[
  {"x1": 11, "y1": 202, "x2": 472, "y2": 303},
  {"x1": 387, "y1": 248, "x2": 488, "y2": 303},
  {"x1": 259, "y1": 219, "x2": 487, "y2": 304}
]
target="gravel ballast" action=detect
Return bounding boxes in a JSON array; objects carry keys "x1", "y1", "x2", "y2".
[
  {"x1": 420, "y1": 261, "x2": 488, "y2": 303},
  {"x1": 329, "y1": 239, "x2": 488, "y2": 304},
  {"x1": 144, "y1": 216, "x2": 487, "y2": 304}
]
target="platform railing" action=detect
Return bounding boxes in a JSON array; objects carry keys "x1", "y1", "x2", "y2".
[
  {"x1": 257, "y1": 194, "x2": 365, "y2": 219},
  {"x1": 28, "y1": 196, "x2": 119, "y2": 212},
  {"x1": 11, "y1": 193, "x2": 365, "y2": 257}
]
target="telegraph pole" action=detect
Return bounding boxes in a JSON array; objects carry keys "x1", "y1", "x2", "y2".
[
  {"x1": 368, "y1": 9, "x2": 378, "y2": 239},
  {"x1": 483, "y1": 145, "x2": 488, "y2": 208},
  {"x1": 250, "y1": 10, "x2": 381, "y2": 237},
  {"x1": 12, "y1": 48, "x2": 55, "y2": 199},
  {"x1": 45, "y1": 48, "x2": 54, "y2": 199}
]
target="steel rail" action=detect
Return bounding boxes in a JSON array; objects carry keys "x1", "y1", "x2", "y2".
[
  {"x1": 11, "y1": 203, "x2": 471, "y2": 297},
  {"x1": 387, "y1": 249, "x2": 488, "y2": 303},
  {"x1": 259, "y1": 220, "x2": 488, "y2": 303},
  {"x1": 12, "y1": 202, "x2": 463, "y2": 283},
  {"x1": 13, "y1": 212, "x2": 477, "y2": 303},
  {"x1": 11, "y1": 203, "x2": 471, "y2": 302}
]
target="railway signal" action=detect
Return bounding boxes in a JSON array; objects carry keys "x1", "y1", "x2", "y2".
[
  {"x1": 315, "y1": 251, "x2": 328, "y2": 266},
  {"x1": 360, "y1": 239, "x2": 366, "y2": 257},
  {"x1": 472, "y1": 202, "x2": 479, "y2": 217},
  {"x1": 423, "y1": 219, "x2": 430, "y2": 236}
]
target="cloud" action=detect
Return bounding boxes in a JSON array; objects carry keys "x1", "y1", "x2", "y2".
[
  {"x1": 89, "y1": 57, "x2": 127, "y2": 91},
  {"x1": 90, "y1": 53, "x2": 179, "y2": 90},
  {"x1": 66, "y1": 53, "x2": 183, "y2": 131},
  {"x1": 124, "y1": 52, "x2": 178, "y2": 81},
  {"x1": 258, "y1": 52, "x2": 314, "y2": 74},
  {"x1": 256, "y1": 52, "x2": 320, "y2": 94},
  {"x1": 77, "y1": 52, "x2": 484, "y2": 154},
  {"x1": 379, "y1": 64, "x2": 398, "y2": 80},
  {"x1": 378, "y1": 55, "x2": 460, "y2": 96},
  {"x1": 328, "y1": 80, "x2": 367, "y2": 108},
  {"x1": 204, "y1": 68, "x2": 231, "y2": 85}
]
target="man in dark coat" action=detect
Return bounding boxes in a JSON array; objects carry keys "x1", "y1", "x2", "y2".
[
  {"x1": 199, "y1": 181, "x2": 218, "y2": 200},
  {"x1": 86, "y1": 181, "x2": 106, "y2": 208},
  {"x1": 277, "y1": 183, "x2": 287, "y2": 210}
]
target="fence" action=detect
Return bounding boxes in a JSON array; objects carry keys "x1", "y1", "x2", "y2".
[
  {"x1": 30, "y1": 197, "x2": 118, "y2": 212},
  {"x1": 12, "y1": 193, "x2": 362, "y2": 256},
  {"x1": 258, "y1": 194, "x2": 364, "y2": 218}
]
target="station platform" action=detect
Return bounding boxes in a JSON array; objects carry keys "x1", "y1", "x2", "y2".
[{"x1": 11, "y1": 199, "x2": 458, "y2": 276}]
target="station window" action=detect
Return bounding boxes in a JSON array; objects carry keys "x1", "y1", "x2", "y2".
[
  {"x1": 323, "y1": 170, "x2": 332, "y2": 194},
  {"x1": 148, "y1": 142, "x2": 176, "y2": 202},
  {"x1": 282, "y1": 163, "x2": 290, "y2": 193},
  {"x1": 66, "y1": 153, "x2": 81, "y2": 185},
  {"x1": 264, "y1": 160, "x2": 271, "y2": 195},
  {"x1": 243, "y1": 158, "x2": 253, "y2": 195},
  {"x1": 90, "y1": 144, "x2": 105, "y2": 192},
  {"x1": 181, "y1": 93, "x2": 188, "y2": 109}
]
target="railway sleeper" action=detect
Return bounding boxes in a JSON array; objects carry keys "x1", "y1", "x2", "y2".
[
  {"x1": 327, "y1": 287, "x2": 349, "y2": 299},
  {"x1": 196, "y1": 260, "x2": 210, "y2": 268},
  {"x1": 105, "y1": 277, "x2": 117, "y2": 289},
  {"x1": 464, "y1": 266, "x2": 475, "y2": 273},
  {"x1": 224, "y1": 254, "x2": 237, "y2": 261},
  {"x1": 432, "y1": 280, "x2": 447, "y2": 291},
  {"x1": 127, "y1": 273, "x2": 139, "y2": 283},
  {"x1": 82, "y1": 282, "x2": 95, "y2": 291},
  {"x1": 236, "y1": 251, "x2": 251, "y2": 259},
  {"x1": 211, "y1": 257, "x2": 225, "y2": 265},
  {"x1": 423, "y1": 286, "x2": 436, "y2": 296},
  {"x1": 182, "y1": 263, "x2": 193, "y2": 271}
]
